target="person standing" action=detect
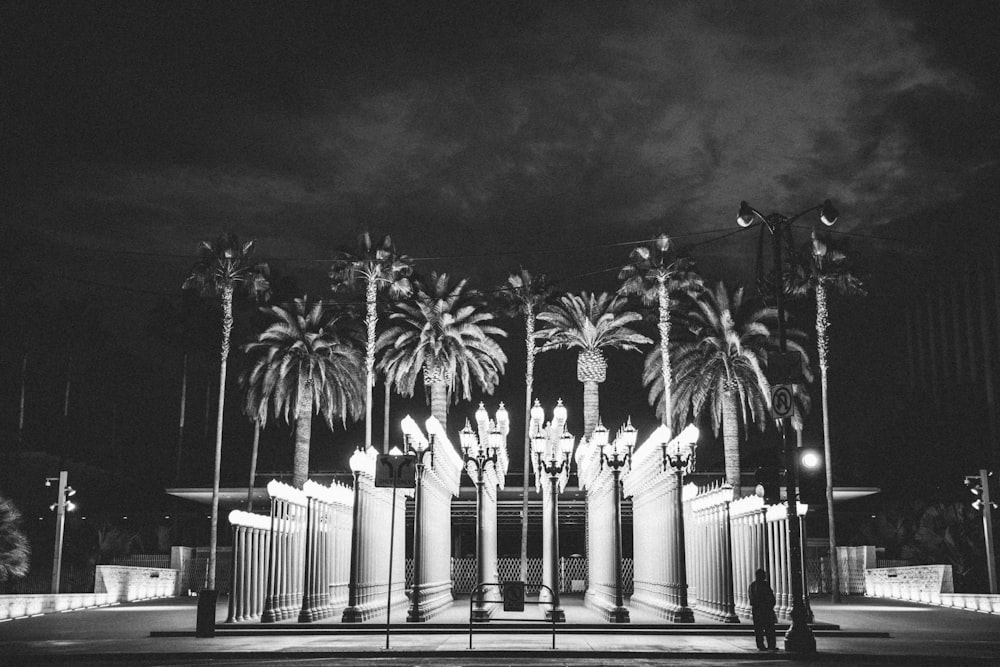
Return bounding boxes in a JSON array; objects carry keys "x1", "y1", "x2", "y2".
[{"x1": 749, "y1": 568, "x2": 777, "y2": 651}]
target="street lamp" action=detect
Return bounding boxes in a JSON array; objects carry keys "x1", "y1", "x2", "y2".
[
  {"x1": 530, "y1": 399, "x2": 574, "y2": 622},
  {"x1": 661, "y1": 424, "x2": 699, "y2": 623},
  {"x1": 737, "y1": 199, "x2": 837, "y2": 653},
  {"x1": 460, "y1": 402, "x2": 507, "y2": 621},
  {"x1": 404, "y1": 430, "x2": 433, "y2": 622},
  {"x1": 595, "y1": 418, "x2": 636, "y2": 623},
  {"x1": 343, "y1": 447, "x2": 370, "y2": 623},
  {"x1": 45, "y1": 471, "x2": 75, "y2": 594}
]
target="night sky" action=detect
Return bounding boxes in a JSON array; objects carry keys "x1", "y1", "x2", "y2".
[{"x1": 3, "y1": 1, "x2": 1000, "y2": 505}]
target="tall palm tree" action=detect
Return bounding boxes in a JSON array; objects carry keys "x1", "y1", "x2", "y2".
[
  {"x1": 0, "y1": 495, "x2": 30, "y2": 584},
  {"x1": 619, "y1": 233, "x2": 701, "y2": 435},
  {"x1": 330, "y1": 232, "x2": 412, "y2": 453},
  {"x1": 241, "y1": 299, "x2": 365, "y2": 488},
  {"x1": 787, "y1": 230, "x2": 865, "y2": 602},
  {"x1": 536, "y1": 292, "x2": 651, "y2": 439},
  {"x1": 497, "y1": 268, "x2": 552, "y2": 583},
  {"x1": 183, "y1": 233, "x2": 270, "y2": 591},
  {"x1": 667, "y1": 282, "x2": 811, "y2": 497},
  {"x1": 376, "y1": 273, "x2": 507, "y2": 428}
]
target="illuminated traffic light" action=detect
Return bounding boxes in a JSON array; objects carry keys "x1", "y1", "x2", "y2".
[{"x1": 798, "y1": 449, "x2": 825, "y2": 505}]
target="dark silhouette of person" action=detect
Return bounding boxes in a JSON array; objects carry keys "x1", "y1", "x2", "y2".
[{"x1": 749, "y1": 568, "x2": 777, "y2": 651}]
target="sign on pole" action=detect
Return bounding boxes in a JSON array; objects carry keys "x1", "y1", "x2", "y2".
[
  {"x1": 503, "y1": 581, "x2": 526, "y2": 611},
  {"x1": 770, "y1": 384, "x2": 795, "y2": 419}
]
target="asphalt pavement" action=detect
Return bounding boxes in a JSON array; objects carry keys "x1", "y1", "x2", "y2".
[{"x1": 1, "y1": 593, "x2": 998, "y2": 665}]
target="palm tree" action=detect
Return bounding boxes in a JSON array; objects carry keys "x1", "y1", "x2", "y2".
[
  {"x1": 497, "y1": 268, "x2": 552, "y2": 583},
  {"x1": 0, "y1": 495, "x2": 30, "y2": 584},
  {"x1": 668, "y1": 282, "x2": 811, "y2": 497},
  {"x1": 536, "y1": 292, "x2": 651, "y2": 439},
  {"x1": 376, "y1": 273, "x2": 507, "y2": 428},
  {"x1": 787, "y1": 230, "x2": 865, "y2": 602},
  {"x1": 241, "y1": 298, "x2": 365, "y2": 488},
  {"x1": 330, "y1": 232, "x2": 412, "y2": 453},
  {"x1": 183, "y1": 233, "x2": 270, "y2": 591},
  {"x1": 619, "y1": 233, "x2": 701, "y2": 435}
]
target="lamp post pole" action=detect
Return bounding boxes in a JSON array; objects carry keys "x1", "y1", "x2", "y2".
[
  {"x1": 343, "y1": 449, "x2": 367, "y2": 623},
  {"x1": 530, "y1": 399, "x2": 573, "y2": 623},
  {"x1": 595, "y1": 420, "x2": 634, "y2": 623},
  {"x1": 461, "y1": 418, "x2": 498, "y2": 622},
  {"x1": 738, "y1": 199, "x2": 837, "y2": 653},
  {"x1": 662, "y1": 424, "x2": 699, "y2": 624},
  {"x1": 407, "y1": 435, "x2": 433, "y2": 622},
  {"x1": 49, "y1": 470, "x2": 70, "y2": 594}
]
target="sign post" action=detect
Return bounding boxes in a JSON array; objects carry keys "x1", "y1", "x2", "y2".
[{"x1": 375, "y1": 453, "x2": 415, "y2": 649}]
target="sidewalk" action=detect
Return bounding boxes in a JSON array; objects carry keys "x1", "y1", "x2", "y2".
[{"x1": 1, "y1": 594, "x2": 998, "y2": 664}]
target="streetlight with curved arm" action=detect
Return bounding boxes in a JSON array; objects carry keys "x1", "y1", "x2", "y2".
[{"x1": 736, "y1": 199, "x2": 838, "y2": 654}]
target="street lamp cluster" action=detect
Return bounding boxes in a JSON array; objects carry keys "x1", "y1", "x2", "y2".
[
  {"x1": 592, "y1": 418, "x2": 636, "y2": 623},
  {"x1": 661, "y1": 424, "x2": 700, "y2": 623},
  {"x1": 459, "y1": 402, "x2": 509, "y2": 621},
  {"x1": 529, "y1": 398, "x2": 575, "y2": 622}
]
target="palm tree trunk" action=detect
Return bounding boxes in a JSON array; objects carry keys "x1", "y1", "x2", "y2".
[
  {"x1": 815, "y1": 282, "x2": 841, "y2": 602},
  {"x1": 521, "y1": 312, "x2": 535, "y2": 583},
  {"x1": 204, "y1": 373, "x2": 212, "y2": 440},
  {"x1": 18, "y1": 353, "x2": 27, "y2": 449},
  {"x1": 175, "y1": 353, "x2": 188, "y2": 484},
  {"x1": 722, "y1": 389, "x2": 740, "y2": 497},
  {"x1": 430, "y1": 382, "x2": 447, "y2": 428},
  {"x1": 247, "y1": 420, "x2": 260, "y2": 511},
  {"x1": 364, "y1": 280, "x2": 377, "y2": 452},
  {"x1": 62, "y1": 356, "x2": 72, "y2": 459},
  {"x1": 208, "y1": 284, "x2": 234, "y2": 591},
  {"x1": 383, "y1": 378, "x2": 390, "y2": 453},
  {"x1": 292, "y1": 380, "x2": 314, "y2": 489},
  {"x1": 657, "y1": 277, "x2": 673, "y2": 434},
  {"x1": 582, "y1": 380, "x2": 600, "y2": 439}
]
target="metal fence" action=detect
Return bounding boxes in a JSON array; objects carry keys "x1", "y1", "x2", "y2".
[{"x1": 407, "y1": 557, "x2": 634, "y2": 595}]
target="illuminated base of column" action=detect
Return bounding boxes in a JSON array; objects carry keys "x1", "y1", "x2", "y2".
[
  {"x1": 584, "y1": 589, "x2": 630, "y2": 623},
  {"x1": 470, "y1": 604, "x2": 494, "y2": 622},
  {"x1": 405, "y1": 580, "x2": 455, "y2": 623}
]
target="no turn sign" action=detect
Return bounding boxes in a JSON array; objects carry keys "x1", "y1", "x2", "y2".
[{"x1": 771, "y1": 384, "x2": 795, "y2": 419}]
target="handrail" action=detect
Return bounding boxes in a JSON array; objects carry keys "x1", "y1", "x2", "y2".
[{"x1": 468, "y1": 582, "x2": 558, "y2": 650}]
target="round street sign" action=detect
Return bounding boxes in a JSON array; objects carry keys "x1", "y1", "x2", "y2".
[{"x1": 771, "y1": 384, "x2": 795, "y2": 419}]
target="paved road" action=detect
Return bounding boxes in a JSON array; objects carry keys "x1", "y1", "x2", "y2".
[{"x1": 1, "y1": 594, "x2": 998, "y2": 665}]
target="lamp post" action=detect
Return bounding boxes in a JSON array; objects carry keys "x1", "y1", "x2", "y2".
[
  {"x1": 405, "y1": 432, "x2": 433, "y2": 622},
  {"x1": 343, "y1": 448, "x2": 368, "y2": 623},
  {"x1": 460, "y1": 402, "x2": 508, "y2": 621},
  {"x1": 661, "y1": 424, "x2": 699, "y2": 623},
  {"x1": 46, "y1": 471, "x2": 75, "y2": 594},
  {"x1": 530, "y1": 398, "x2": 574, "y2": 622},
  {"x1": 737, "y1": 198, "x2": 837, "y2": 653},
  {"x1": 594, "y1": 419, "x2": 636, "y2": 623}
]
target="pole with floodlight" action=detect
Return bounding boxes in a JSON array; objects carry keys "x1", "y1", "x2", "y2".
[
  {"x1": 593, "y1": 419, "x2": 636, "y2": 623},
  {"x1": 737, "y1": 198, "x2": 838, "y2": 653},
  {"x1": 530, "y1": 398, "x2": 574, "y2": 622},
  {"x1": 46, "y1": 470, "x2": 76, "y2": 594},
  {"x1": 661, "y1": 424, "x2": 699, "y2": 623}
]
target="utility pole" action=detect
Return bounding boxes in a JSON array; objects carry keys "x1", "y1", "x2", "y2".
[
  {"x1": 967, "y1": 469, "x2": 997, "y2": 594},
  {"x1": 48, "y1": 470, "x2": 73, "y2": 594}
]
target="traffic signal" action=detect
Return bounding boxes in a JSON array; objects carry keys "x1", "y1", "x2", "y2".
[
  {"x1": 755, "y1": 465, "x2": 782, "y2": 505},
  {"x1": 966, "y1": 471, "x2": 997, "y2": 512},
  {"x1": 797, "y1": 449, "x2": 826, "y2": 506}
]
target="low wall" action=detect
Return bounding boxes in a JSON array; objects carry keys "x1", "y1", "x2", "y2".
[
  {"x1": 0, "y1": 593, "x2": 115, "y2": 620},
  {"x1": 94, "y1": 565, "x2": 178, "y2": 602},
  {"x1": 866, "y1": 564, "x2": 1000, "y2": 614},
  {"x1": 865, "y1": 564, "x2": 953, "y2": 601}
]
